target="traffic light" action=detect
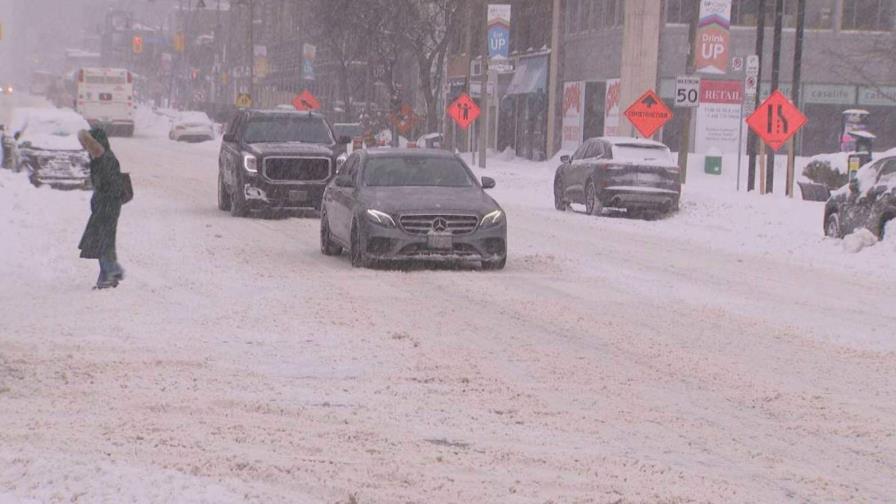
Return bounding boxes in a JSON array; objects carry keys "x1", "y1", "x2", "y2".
[
  {"x1": 132, "y1": 35, "x2": 143, "y2": 54},
  {"x1": 173, "y1": 33, "x2": 186, "y2": 53}
]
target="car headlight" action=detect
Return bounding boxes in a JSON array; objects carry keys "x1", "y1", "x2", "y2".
[
  {"x1": 242, "y1": 152, "x2": 257, "y2": 173},
  {"x1": 480, "y1": 209, "x2": 504, "y2": 228},
  {"x1": 366, "y1": 209, "x2": 396, "y2": 228}
]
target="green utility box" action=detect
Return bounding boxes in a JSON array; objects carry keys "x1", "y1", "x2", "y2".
[{"x1": 704, "y1": 152, "x2": 722, "y2": 175}]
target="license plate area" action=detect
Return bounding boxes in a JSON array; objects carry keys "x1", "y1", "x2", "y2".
[
  {"x1": 427, "y1": 232, "x2": 453, "y2": 250},
  {"x1": 288, "y1": 190, "x2": 308, "y2": 202}
]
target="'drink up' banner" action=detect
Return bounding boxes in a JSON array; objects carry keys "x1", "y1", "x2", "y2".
[{"x1": 696, "y1": 0, "x2": 732, "y2": 75}]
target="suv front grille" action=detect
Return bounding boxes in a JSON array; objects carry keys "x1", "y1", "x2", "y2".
[
  {"x1": 264, "y1": 157, "x2": 330, "y2": 182},
  {"x1": 399, "y1": 214, "x2": 479, "y2": 235}
]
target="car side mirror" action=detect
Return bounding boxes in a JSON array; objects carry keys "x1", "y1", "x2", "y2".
[
  {"x1": 481, "y1": 176, "x2": 496, "y2": 189},
  {"x1": 14, "y1": 131, "x2": 22, "y2": 141},
  {"x1": 338, "y1": 135, "x2": 352, "y2": 145},
  {"x1": 334, "y1": 175, "x2": 354, "y2": 188},
  {"x1": 222, "y1": 133, "x2": 236, "y2": 143},
  {"x1": 560, "y1": 155, "x2": 570, "y2": 164}
]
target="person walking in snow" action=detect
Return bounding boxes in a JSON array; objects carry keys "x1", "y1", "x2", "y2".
[{"x1": 77, "y1": 128, "x2": 125, "y2": 289}]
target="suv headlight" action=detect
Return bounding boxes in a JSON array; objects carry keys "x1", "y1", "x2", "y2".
[
  {"x1": 480, "y1": 209, "x2": 504, "y2": 228},
  {"x1": 242, "y1": 152, "x2": 257, "y2": 173},
  {"x1": 366, "y1": 209, "x2": 396, "y2": 228}
]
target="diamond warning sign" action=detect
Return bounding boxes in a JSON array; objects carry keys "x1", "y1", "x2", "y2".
[
  {"x1": 746, "y1": 90, "x2": 807, "y2": 151},
  {"x1": 624, "y1": 90, "x2": 673, "y2": 138}
]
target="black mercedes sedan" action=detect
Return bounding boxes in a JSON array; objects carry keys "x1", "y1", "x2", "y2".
[
  {"x1": 320, "y1": 149, "x2": 507, "y2": 269},
  {"x1": 824, "y1": 156, "x2": 896, "y2": 239}
]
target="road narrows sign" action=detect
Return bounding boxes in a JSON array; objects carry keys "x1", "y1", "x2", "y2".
[
  {"x1": 624, "y1": 90, "x2": 673, "y2": 138},
  {"x1": 292, "y1": 90, "x2": 321, "y2": 111},
  {"x1": 746, "y1": 90, "x2": 807, "y2": 151},
  {"x1": 447, "y1": 93, "x2": 480, "y2": 129}
]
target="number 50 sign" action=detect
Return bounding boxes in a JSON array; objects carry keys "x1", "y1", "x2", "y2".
[{"x1": 675, "y1": 75, "x2": 700, "y2": 108}]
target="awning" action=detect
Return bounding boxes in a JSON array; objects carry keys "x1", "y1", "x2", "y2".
[{"x1": 505, "y1": 55, "x2": 548, "y2": 96}]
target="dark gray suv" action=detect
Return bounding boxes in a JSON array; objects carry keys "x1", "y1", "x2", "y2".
[
  {"x1": 320, "y1": 149, "x2": 507, "y2": 269},
  {"x1": 554, "y1": 137, "x2": 681, "y2": 217}
]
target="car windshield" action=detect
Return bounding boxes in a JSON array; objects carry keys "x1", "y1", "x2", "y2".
[
  {"x1": 364, "y1": 156, "x2": 475, "y2": 187},
  {"x1": 243, "y1": 116, "x2": 334, "y2": 144},
  {"x1": 612, "y1": 144, "x2": 674, "y2": 164}
]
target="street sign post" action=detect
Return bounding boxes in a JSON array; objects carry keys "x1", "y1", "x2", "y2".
[
  {"x1": 624, "y1": 90, "x2": 673, "y2": 138},
  {"x1": 746, "y1": 90, "x2": 808, "y2": 152},
  {"x1": 292, "y1": 89, "x2": 321, "y2": 111},
  {"x1": 675, "y1": 76, "x2": 701, "y2": 108},
  {"x1": 447, "y1": 93, "x2": 480, "y2": 130}
]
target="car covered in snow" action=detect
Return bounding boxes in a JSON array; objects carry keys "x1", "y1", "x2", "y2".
[
  {"x1": 320, "y1": 149, "x2": 507, "y2": 269},
  {"x1": 168, "y1": 111, "x2": 216, "y2": 142},
  {"x1": 824, "y1": 156, "x2": 896, "y2": 240},
  {"x1": 554, "y1": 137, "x2": 681, "y2": 217},
  {"x1": 217, "y1": 109, "x2": 350, "y2": 215},
  {"x1": 2, "y1": 107, "x2": 91, "y2": 189}
]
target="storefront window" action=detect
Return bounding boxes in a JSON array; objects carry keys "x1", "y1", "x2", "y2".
[
  {"x1": 842, "y1": 0, "x2": 896, "y2": 31},
  {"x1": 666, "y1": 0, "x2": 699, "y2": 24},
  {"x1": 731, "y1": 0, "x2": 798, "y2": 28},
  {"x1": 567, "y1": 0, "x2": 580, "y2": 34}
]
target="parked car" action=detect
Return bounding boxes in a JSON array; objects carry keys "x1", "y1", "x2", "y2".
[
  {"x1": 2, "y1": 107, "x2": 91, "y2": 189},
  {"x1": 320, "y1": 148, "x2": 507, "y2": 270},
  {"x1": 217, "y1": 109, "x2": 350, "y2": 215},
  {"x1": 169, "y1": 111, "x2": 216, "y2": 142},
  {"x1": 824, "y1": 156, "x2": 896, "y2": 239},
  {"x1": 554, "y1": 137, "x2": 681, "y2": 217}
]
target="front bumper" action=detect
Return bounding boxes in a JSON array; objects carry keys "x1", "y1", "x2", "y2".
[
  {"x1": 242, "y1": 177, "x2": 328, "y2": 210},
  {"x1": 361, "y1": 220, "x2": 507, "y2": 263}
]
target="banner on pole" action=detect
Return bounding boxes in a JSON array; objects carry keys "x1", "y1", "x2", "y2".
[
  {"x1": 695, "y1": 0, "x2": 732, "y2": 75},
  {"x1": 487, "y1": 4, "x2": 511, "y2": 70},
  {"x1": 303, "y1": 43, "x2": 316, "y2": 81}
]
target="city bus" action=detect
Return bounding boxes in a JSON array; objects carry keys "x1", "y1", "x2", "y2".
[{"x1": 75, "y1": 68, "x2": 136, "y2": 137}]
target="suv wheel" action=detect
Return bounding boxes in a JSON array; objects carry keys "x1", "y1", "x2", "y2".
[
  {"x1": 482, "y1": 256, "x2": 506, "y2": 271},
  {"x1": 350, "y1": 221, "x2": 369, "y2": 268},
  {"x1": 230, "y1": 180, "x2": 249, "y2": 217},
  {"x1": 553, "y1": 176, "x2": 568, "y2": 211},
  {"x1": 320, "y1": 210, "x2": 343, "y2": 256},
  {"x1": 825, "y1": 212, "x2": 841, "y2": 238},
  {"x1": 585, "y1": 179, "x2": 602, "y2": 216},
  {"x1": 217, "y1": 171, "x2": 231, "y2": 211}
]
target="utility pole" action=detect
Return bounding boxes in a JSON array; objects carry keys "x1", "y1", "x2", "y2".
[
  {"x1": 478, "y1": 0, "x2": 488, "y2": 168},
  {"x1": 747, "y1": 0, "x2": 766, "y2": 192},
  {"x1": 247, "y1": 0, "x2": 254, "y2": 102},
  {"x1": 786, "y1": 0, "x2": 806, "y2": 198},
  {"x1": 545, "y1": 0, "x2": 562, "y2": 161},
  {"x1": 677, "y1": 1, "x2": 698, "y2": 185},
  {"x1": 767, "y1": 0, "x2": 784, "y2": 194},
  {"x1": 464, "y1": 1, "x2": 474, "y2": 157}
]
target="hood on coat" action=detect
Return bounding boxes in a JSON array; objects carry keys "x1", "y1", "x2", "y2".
[{"x1": 78, "y1": 129, "x2": 106, "y2": 159}]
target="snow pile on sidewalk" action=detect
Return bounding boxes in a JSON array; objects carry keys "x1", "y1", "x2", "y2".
[{"x1": 467, "y1": 150, "x2": 894, "y2": 279}]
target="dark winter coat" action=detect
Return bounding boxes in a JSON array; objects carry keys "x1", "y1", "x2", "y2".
[{"x1": 78, "y1": 129, "x2": 123, "y2": 259}]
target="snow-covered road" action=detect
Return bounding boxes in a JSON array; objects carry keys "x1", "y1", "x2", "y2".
[{"x1": 1, "y1": 106, "x2": 894, "y2": 503}]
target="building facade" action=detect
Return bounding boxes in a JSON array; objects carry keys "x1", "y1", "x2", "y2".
[{"x1": 561, "y1": 0, "x2": 896, "y2": 155}]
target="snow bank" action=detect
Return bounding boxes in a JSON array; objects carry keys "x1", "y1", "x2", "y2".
[{"x1": 842, "y1": 228, "x2": 878, "y2": 254}]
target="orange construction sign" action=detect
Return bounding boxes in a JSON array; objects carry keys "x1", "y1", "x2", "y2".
[
  {"x1": 447, "y1": 93, "x2": 480, "y2": 130},
  {"x1": 624, "y1": 90, "x2": 673, "y2": 138},
  {"x1": 292, "y1": 90, "x2": 321, "y2": 111},
  {"x1": 746, "y1": 90, "x2": 808, "y2": 151}
]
